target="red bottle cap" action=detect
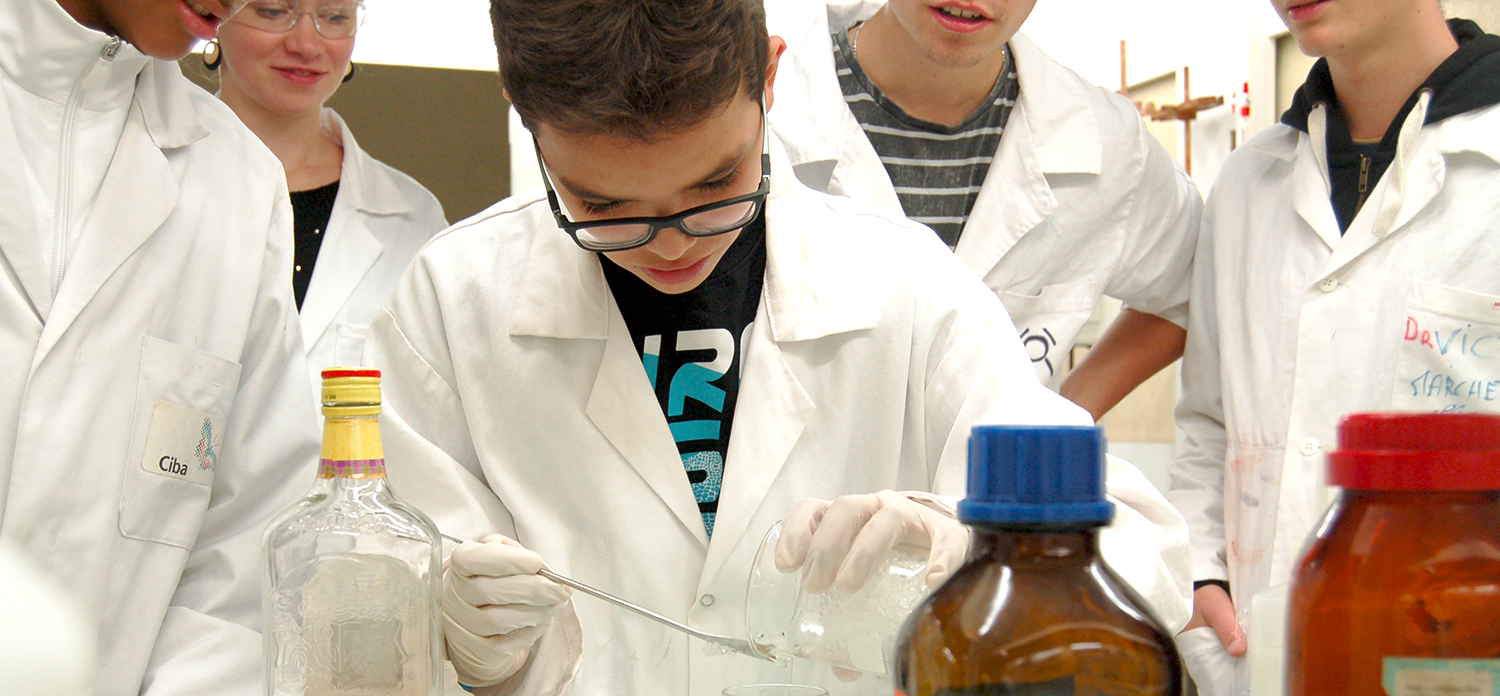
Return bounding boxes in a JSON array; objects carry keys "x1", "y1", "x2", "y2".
[
  {"x1": 1328, "y1": 413, "x2": 1500, "y2": 490},
  {"x1": 321, "y1": 368, "x2": 381, "y2": 379}
]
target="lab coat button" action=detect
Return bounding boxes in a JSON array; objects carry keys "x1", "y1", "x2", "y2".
[
  {"x1": 1319, "y1": 277, "x2": 1339, "y2": 292},
  {"x1": 1299, "y1": 438, "x2": 1320, "y2": 456},
  {"x1": 700, "y1": 594, "x2": 715, "y2": 606}
]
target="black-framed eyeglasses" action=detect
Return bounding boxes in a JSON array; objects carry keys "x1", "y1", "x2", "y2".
[{"x1": 534, "y1": 104, "x2": 771, "y2": 253}]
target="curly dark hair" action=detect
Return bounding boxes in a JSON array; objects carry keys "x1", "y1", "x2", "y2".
[{"x1": 492, "y1": 0, "x2": 769, "y2": 141}]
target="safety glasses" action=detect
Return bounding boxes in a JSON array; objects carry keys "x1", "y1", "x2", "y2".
[{"x1": 231, "y1": 0, "x2": 366, "y2": 39}]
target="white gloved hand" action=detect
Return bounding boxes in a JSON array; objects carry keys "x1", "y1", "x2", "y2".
[
  {"x1": 774, "y1": 490, "x2": 969, "y2": 595},
  {"x1": 442, "y1": 534, "x2": 571, "y2": 688}
]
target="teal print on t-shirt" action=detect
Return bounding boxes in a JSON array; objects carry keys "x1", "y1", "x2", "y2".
[{"x1": 643, "y1": 328, "x2": 736, "y2": 537}]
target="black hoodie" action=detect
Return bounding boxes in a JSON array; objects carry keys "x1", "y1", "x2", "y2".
[{"x1": 1280, "y1": 19, "x2": 1500, "y2": 233}]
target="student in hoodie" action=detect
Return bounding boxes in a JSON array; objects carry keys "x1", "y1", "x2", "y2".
[
  {"x1": 1167, "y1": 1, "x2": 1500, "y2": 693},
  {"x1": 0, "y1": 0, "x2": 321, "y2": 694}
]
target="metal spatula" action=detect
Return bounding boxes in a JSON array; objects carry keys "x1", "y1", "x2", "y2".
[{"x1": 440, "y1": 532, "x2": 772, "y2": 662}]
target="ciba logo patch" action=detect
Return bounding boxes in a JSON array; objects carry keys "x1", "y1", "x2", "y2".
[{"x1": 141, "y1": 401, "x2": 220, "y2": 487}]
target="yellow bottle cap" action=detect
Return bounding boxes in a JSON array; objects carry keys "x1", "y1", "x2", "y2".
[{"x1": 321, "y1": 367, "x2": 381, "y2": 417}]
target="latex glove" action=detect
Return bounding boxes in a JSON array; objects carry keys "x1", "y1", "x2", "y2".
[
  {"x1": 774, "y1": 490, "x2": 968, "y2": 595},
  {"x1": 442, "y1": 534, "x2": 571, "y2": 687},
  {"x1": 1176, "y1": 626, "x2": 1238, "y2": 696},
  {"x1": 1176, "y1": 584, "x2": 1243, "y2": 696}
]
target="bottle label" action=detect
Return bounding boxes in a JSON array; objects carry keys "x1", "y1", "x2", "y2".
[
  {"x1": 140, "y1": 400, "x2": 220, "y2": 487},
  {"x1": 319, "y1": 458, "x2": 387, "y2": 478},
  {"x1": 1384, "y1": 658, "x2": 1500, "y2": 696},
  {"x1": 319, "y1": 418, "x2": 385, "y2": 477}
]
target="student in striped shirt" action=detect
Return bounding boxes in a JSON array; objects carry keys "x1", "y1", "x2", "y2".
[{"x1": 767, "y1": 0, "x2": 1203, "y2": 423}]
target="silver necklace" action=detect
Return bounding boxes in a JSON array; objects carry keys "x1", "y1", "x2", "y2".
[{"x1": 852, "y1": 21, "x2": 865, "y2": 62}]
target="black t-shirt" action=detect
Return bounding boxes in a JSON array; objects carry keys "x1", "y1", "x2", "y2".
[
  {"x1": 599, "y1": 211, "x2": 767, "y2": 538},
  {"x1": 289, "y1": 180, "x2": 340, "y2": 310}
]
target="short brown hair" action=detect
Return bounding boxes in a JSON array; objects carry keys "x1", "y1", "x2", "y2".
[{"x1": 492, "y1": 0, "x2": 769, "y2": 141}]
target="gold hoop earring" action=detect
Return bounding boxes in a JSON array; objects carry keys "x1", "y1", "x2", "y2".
[
  {"x1": 342, "y1": 62, "x2": 356, "y2": 84},
  {"x1": 203, "y1": 39, "x2": 222, "y2": 71}
]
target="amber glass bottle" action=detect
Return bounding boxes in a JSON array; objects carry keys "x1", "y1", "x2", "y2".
[
  {"x1": 1287, "y1": 413, "x2": 1500, "y2": 696},
  {"x1": 895, "y1": 425, "x2": 1181, "y2": 696}
]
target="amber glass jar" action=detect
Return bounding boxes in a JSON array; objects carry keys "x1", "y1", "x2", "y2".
[
  {"x1": 894, "y1": 425, "x2": 1181, "y2": 696},
  {"x1": 1287, "y1": 413, "x2": 1500, "y2": 696}
]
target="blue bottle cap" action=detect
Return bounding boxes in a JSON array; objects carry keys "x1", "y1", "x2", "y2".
[{"x1": 958, "y1": 425, "x2": 1116, "y2": 526}]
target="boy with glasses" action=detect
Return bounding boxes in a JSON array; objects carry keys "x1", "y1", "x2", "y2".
[{"x1": 364, "y1": 0, "x2": 1190, "y2": 693}]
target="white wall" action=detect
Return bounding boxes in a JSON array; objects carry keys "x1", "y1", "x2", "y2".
[
  {"x1": 351, "y1": 0, "x2": 496, "y2": 71},
  {"x1": 1020, "y1": 0, "x2": 1290, "y2": 194}
]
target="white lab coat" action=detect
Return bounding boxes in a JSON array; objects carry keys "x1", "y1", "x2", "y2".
[
  {"x1": 765, "y1": 0, "x2": 1201, "y2": 387},
  {"x1": 0, "y1": 539, "x2": 96, "y2": 696},
  {"x1": 0, "y1": 1, "x2": 321, "y2": 694},
  {"x1": 1169, "y1": 94, "x2": 1500, "y2": 694},
  {"x1": 364, "y1": 139, "x2": 1192, "y2": 696},
  {"x1": 299, "y1": 108, "x2": 447, "y2": 389}
]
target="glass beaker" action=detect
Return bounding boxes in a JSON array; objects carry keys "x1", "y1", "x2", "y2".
[{"x1": 744, "y1": 521, "x2": 932, "y2": 679}]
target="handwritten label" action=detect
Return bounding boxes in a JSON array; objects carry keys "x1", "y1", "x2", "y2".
[
  {"x1": 1394, "y1": 308, "x2": 1500, "y2": 414},
  {"x1": 1384, "y1": 658, "x2": 1500, "y2": 696}
]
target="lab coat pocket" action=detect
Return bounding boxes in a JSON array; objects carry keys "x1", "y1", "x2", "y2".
[
  {"x1": 1391, "y1": 281, "x2": 1500, "y2": 414},
  {"x1": 119, "y1": 337, "x2": 243, "y2": 549},
  {"x1": 997, "y1": 280, "x2": 1098, "y2": 386},
  {"x1": 334, "y1": 322, "x2": 369, "y2": 368}
]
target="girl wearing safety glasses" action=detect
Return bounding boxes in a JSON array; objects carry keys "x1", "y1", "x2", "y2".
[{"x1": 207, "y1": 0, "x2": 448, "y2": 395}]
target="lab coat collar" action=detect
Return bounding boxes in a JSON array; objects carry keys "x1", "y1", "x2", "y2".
[
  {"x1": 1435, "y1": 100, "x2": 1500, "y2": 164},
  {"x1": 1281, "y1": 93, "x2": 1477, "y2": 261},
  {"x1": 1255, "y1": 92, "x2": 1500, "y2": 166},
  {"x1": 951, "y1": 32, "x2": 1097, "y2": 275},
  {"x1": 298, "y1": 110, "x2": 398, "y2": 351},
  {"x1": 769, "y1": 0, "x2": 896, "y2": 206},
  {"x1": 1288, "y1": 106, "x2": 1342, "y2": 250},
  {"x1": 760, "y1": 135, "x2": 882, "y2": 341},
  {"x1": 1248, "y1": 123, "x2": 1301, "y2": 161},
  {"x1": 586, "y1": 304, "x2": 712, "y2": 549},
  {"x1": 321, "y1": 108, "x2": 414, "y2": 216},
  {"x1": 510, "y1": 134, "x2": 879, "y2": 343},
  {"x1": 0, "y1": 96, "x2": 47, "y2": 321},
  {"x1": 773, "y1": 16, "x2": 1103, "y2": 180},
  {"x1": 1005, "y1": 33, "x2": 1103, "y2": 176},
  {"x1": 35, "y1": 89, "x2": 180, "y2": 362},
  {"x1": 137, "y1": 61, "x2": 212, "y2": 151},
  {"x1": 0, "y1": 0, "x2": 147, "y2": 110}
]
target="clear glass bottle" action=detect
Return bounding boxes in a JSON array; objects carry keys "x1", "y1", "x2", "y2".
[
  {"x1": 263, "y1": 368, "x2": 443, "y2": 696},
  {"x1": 894, "y1": 425, "x2": 1182, "y2": 696},
  {"x1": 1287, "y1": 412, "x2": 1500, "y2": 696}
]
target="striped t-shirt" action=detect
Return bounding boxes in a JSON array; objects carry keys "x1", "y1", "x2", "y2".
[{"x1": 834, "y1": 24, "x2": 1018, "y2": 247}]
